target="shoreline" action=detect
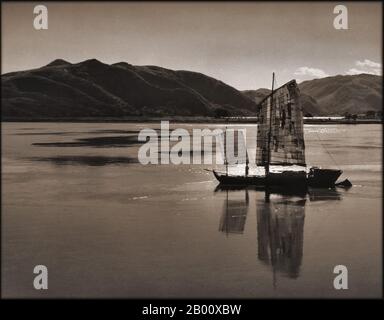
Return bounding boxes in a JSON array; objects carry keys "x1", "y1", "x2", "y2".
[{"x1": 1, "y1": 117, "x2": 382, "y2": 124}]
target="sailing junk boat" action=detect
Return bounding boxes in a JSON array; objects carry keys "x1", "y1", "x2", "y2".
[{"x1": 213, "y1": 73, "x2": 343, "y2": 188}]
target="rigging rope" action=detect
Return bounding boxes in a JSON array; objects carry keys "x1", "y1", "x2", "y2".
[{"x1": 314, "y1": 130, "x2": 340, "y2": 169}]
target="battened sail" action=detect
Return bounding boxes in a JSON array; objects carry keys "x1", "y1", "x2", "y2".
[{"x1": 256, "y1": 80, "x2": 306, "y2": 167}]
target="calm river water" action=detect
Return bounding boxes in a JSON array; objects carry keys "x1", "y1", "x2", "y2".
[{"x1": 2, "y1": 122, "x2": 382, "y2": 298}]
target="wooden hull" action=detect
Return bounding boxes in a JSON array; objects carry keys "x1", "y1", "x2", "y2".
[
  {"x1": 213, "y1": 170, "x2": 266, "y2": 186},
  {"x1": 307, "y1": 168, "x2": 343, "y2": 187},
  {"x1": 213, "y1": 168, "x2": 342, "y2": 189}
]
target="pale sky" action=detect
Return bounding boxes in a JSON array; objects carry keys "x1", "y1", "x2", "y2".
[{"x1": 1, "y1": 1, "x2": 382, "y2": 90}]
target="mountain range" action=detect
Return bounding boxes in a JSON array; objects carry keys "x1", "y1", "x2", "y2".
[
  {"x1": 243, "y1": 73, "x2": 382, "y2": 116},
  {"x1": 2, "y1": 59, "x2": 382, "y2": 120},
  {"x1": 2, "y1": 59, "x2": 256, "y2": 119}
]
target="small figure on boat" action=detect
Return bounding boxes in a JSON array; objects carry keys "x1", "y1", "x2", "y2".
[{"x1": 211, "y1": 73, "x2": 349, "y2": 189}]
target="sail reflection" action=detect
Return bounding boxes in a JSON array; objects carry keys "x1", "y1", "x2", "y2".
[
  {"x1": 257, "y1": 196, "x2": 305, "y2": 279},
  {"x1": 215, "y1": 187, "x2": 342, "y2": 281},
  {"x1": 219, "y1": 190, "x2": 249, "y2": 235}
]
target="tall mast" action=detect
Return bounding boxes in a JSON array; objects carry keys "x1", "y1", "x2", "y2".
[
  {"x1": 245, "y1": 149, "x2": 249, "y2": 177},
  {"x1": 244, "y1": 129, "x2": 249, "y2": 176},
  {"x1": 224, "y1": 127, "x2": 228, "y2": 176},
  {"x1": 265, "y1": 72, "x2": 275, "y2": 177}
]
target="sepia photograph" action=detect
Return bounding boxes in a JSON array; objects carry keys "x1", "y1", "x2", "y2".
[{"x1": 1, "y1": 0, "x2": 382, "y2": 305}]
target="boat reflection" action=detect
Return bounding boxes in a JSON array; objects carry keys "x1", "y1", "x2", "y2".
[
  {"x1": 215, "y1": 186, "x2": 342, "y2": 283},
  {"x1": 257, "y1": 195, "x2": 305, "y2": 282},
  {"x1": 307, "y1": 187, "x2": 342, "y2": 201},
  {"x1": 219, "y1": 189, "x2": 249, "y2": 235}
]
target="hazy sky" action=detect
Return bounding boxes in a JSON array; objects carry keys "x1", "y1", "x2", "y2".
[{"x1": 2, "y1": 1, "x2": 382, "y2": 89}]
